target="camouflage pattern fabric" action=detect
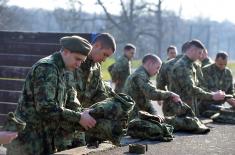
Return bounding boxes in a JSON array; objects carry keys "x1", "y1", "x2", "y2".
[
  {"x1": 156, "y1": 55, "x2": 183, "y2": 116},
  {"x1": 171, "y1": 55, "x2": 213, "y2": 116},
  {"x1": 202, "y1": 63, "x2": 234, "y2": 98},
  {"x1": 5, "y1": 52, "x2": 84, "y2": 155},
  {"x1": 5, "y1": 53, "x2": 132, "y2": 155},
  {"x1": 2, "y1": 112, "x2": 26, "y2": 132},
  {"x1": 201, "y1": 57, "x2": 213, "y2": 68},
  {"x1": 123, "y1": 66, "x2": 172, "y2": 120},
  {"x1": 165, "y1": 116, "x2": 210, "y2": 134},
  {"x1": 74, "y1": 57, "x2": 112, "y2": 108},
  {"x1": 86, "y1": 93, "x2": 135, "y2": 145},
  {"x1": 193, "y1": 62, "x2": 208, "y2": 90},
  {"x1": 200, "y1": 63, "x2": 234, "y2": 116},
  {"x1": 211, "y1": 108, "x2": 235, "y2": 124},
  {"x1": 156, "y1": 54, "x2": 182, "y2": 91},
  {"x1": 160, "y1": 100, "x2": 210, "y2": 134},
  {"x1": 127, "y1": 118, "x2": 174, "y2": 142},
  {"x1": 108, "y1": 55, "x2": 131, "y2": 93}
]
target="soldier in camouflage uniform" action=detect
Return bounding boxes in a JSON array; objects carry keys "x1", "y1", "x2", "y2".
[
  {"x1": 166, "y1": 45, "x2": 178, "y2": 60},
  {"x1": 199, "y1": 48, "x2": 213, "y2": 68},
  {"x1": 5, "y1": 35, "x2": 94, "y2": 155},
  {"x1": 156, "y1": 42, "x2": 190, "y2": 115},
  {"x1": 108, "y1": 43, "x2": 136, "y2": 93},
  {"x1": 73, "y1": 33, "x2": 116, "y2": 108},
  {"x1": 123, "y1": 54, "x2": 181, "y2": 120},
  {"x1": 123, "y1": 54, "x2": 180, "y2": 140},
  {"x1": 156, "y1": 42, "x2": 190, "y2": 92},
  {"x1": 124, "y1": 54, "x2": 210, "y2": 138},
  {"x1": 200, "y1": 52, "x2": 235, "y2": 117},
  {"x1": 171, "y1": 39, "x2": 226, "y2": 116},
  {"x1": 5, "y1": 36, "x2": 131, "y2": 155}
]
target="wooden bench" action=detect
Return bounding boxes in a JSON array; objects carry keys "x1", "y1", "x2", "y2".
[{"x1": 0, "y1": 31, "x2": 95, "y2": 125}]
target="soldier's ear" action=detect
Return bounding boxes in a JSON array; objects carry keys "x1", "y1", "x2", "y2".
[
  {"x1": 63, "y1": 49, "x2": 71, "y2": 56},
  {"x1": 93, "y1": 41, "x2": 102, "y2": 49}
]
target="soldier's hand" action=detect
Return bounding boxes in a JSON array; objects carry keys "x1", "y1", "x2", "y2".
[
  {"x1": 0, "y1": 131, "x2": 18, "y2": 144},
  {"x1": 170, "y1": 92, "x2": 182, "y2": 103},
  {"x1": 226, "y1": 98, "x2": 235, "y2": 107},
  {"x1": 212, "y1": 90, "x2": 225, "y2": 101},
  {"x1": 79, "y1": 110, "x2": 96, "y2": 130}
]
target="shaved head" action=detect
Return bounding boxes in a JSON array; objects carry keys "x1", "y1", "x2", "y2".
[{"x1": 142, "y1": 54, "x2": 162, "y2": 65}]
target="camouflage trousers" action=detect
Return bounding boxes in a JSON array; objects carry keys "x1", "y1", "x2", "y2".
[{"x1": 6, "y1": 93, "x2": 134, "y2": 154}]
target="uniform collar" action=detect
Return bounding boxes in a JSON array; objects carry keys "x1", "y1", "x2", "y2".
[
  {"x1": 52, "y1": 52, "x2": 66, "y2": 72},
  {"x1": 140, "y1": 66, "x2": 150, "y2": 77},
  {"x1": 213, "y1": 63, "x2": 225, "y2": 73},
  {"x1": 183, "y1": 55, "x2": 194, "y2": 65}
]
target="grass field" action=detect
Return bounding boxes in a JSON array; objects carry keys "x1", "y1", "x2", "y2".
[
  {"x1": 227, "y1": 61, "x2": 235, "y2": 76},
  {"x1": 101, "y1": 58, "x2": 141, "y2": 81},
  {"x1": 101, "y1": 59, "x2": 235, "y2": 81}
]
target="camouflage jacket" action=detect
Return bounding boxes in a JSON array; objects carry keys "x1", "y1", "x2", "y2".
[
  {"x1": 201, "y1": 57, "x2": 213, "y2": 68},
  {"x1": 13, "y1": 52, "x2": 82, "y2": 154},
  {"x1": 15, "y1": 52, "x2": 82, "y2": 127},
  {"x1": 193, "y1": 62, "x2": 208, "y2": 90},
  {"x1": 108, "y1": 55, "x2": 131, "y2": 93},
  {"x1": 156, "y1": 54, "x2": 182, "y2": 90},
  {"x1": 202, "y1": 63, "x2": 235, "y2": 97},
  {"x1": 123, "y1": 66, "x2": 172, "y2": 117},
  {"x1": 171, "y1": 55, "x2": 213, "y2": 105},
  {"x1": 74, "y1": 57, "x2": 112, "y2": 108}
]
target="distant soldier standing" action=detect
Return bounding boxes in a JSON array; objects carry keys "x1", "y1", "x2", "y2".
[
  {"x1": 108, "y1": 43, "x2": 136, "y2": 93},
  {"x1": 200, "y1": 51, "x2": 235, "y2": 117},
  {"x1": 166, "y1": 45, "x2": 177, "y2": 60},
  {"x1": 157, "y1": 42, "x2": 188, "y2": 91}
]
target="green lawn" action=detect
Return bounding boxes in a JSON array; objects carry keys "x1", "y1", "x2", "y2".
[
  {"x1": 101, "y1": 60, "x2": 235, "y2": 81},
  {"x1": 227, "y1": 62, "x2": 235, "y2": 77},
  {"x1": 101, "y1": 58, "x2": 141, "y2": 81}
]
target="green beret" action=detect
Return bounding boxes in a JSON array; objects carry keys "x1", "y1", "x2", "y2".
[{"x1": 60, "y1": 35, "x2": 92, "y2": 56}]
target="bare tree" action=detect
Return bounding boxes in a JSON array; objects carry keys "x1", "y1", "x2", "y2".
[
  {"x1": 97, "y1": 0, "x2": 148, "y2": 44},
  {"x1": 0, "y1": 0, "x2": 8, "y2": 28}
]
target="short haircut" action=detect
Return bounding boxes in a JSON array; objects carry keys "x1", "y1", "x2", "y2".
[
  {"x1": 142, "y1": 54, "x2": 161, "y2": 64},
  {"x1": 92, "y1": 33, "x2": 116, "y2": 52},
  {"x1": 167, "y1": 45, "x2": 177, "y2": 53},
  {"x1": 124, "y1": 43, "x2": 136, "y2": 51},
  {"x1": 185, "y1": 39, "x2": 205, "y2": 51},
  {"x1": 181, "y1": 41, "x2": 189, "y2": 54},
  {"x1": 216, "y1": 51, "x2": 228, "y2": 60}
]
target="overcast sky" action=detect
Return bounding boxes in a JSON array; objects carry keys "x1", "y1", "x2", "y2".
[{"x1": 7, "y1": 0, "x2": 235, "y2": 24}]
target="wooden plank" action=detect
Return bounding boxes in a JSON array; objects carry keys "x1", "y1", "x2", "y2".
[
  {"x1": 0, "y1": 114, "x2": 7, "y2": 125},
  {"x1": 0, "y1": 31, "x2": 93, "y2": 43},
  {"x1": 0, "y1": 102, "x2": 17, "y2": 114},
  {"x1": 0, "y1": 54, "x2": 43, "y2": 67},
  {"x1": 0, "y1": 66, "x2": 30, "y2": 79},
  {"x1": 0, "y1": 79, "x2": 24, "y2": 91},
  {"x1": 0, "y1": 42, "x2": 59, "y2": 55},
  {"x1": 0, "y1": 90, "x2": 21, "y2": 103}
]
